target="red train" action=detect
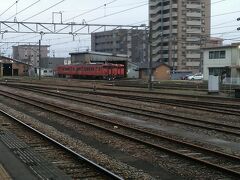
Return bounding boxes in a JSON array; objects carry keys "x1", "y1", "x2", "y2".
[{"x1": 56, "y1": 63, "x2": 125, "y2": 80}]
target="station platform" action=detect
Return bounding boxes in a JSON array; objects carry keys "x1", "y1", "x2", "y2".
[
  {"x1": 0, "y1": 129, "x2": 71, "y2": 180},
  {"x1": 0, "y1": 139, "x2": 38, "y2": 180}
]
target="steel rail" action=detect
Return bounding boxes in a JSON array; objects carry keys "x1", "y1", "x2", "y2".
[
  {"x1": 0, "y1": 90, "x2": 240, "y2": 177},
  {"x1": 0, "y1": 109, "x2": 123, "y2": 180},
  {"x1": 4, "y1": 82, "x2": 240, "y2": 109},
  {"x1": 2, "y1": 81, "x2": 240, "y2": 103},
  {"x1": 11, "y1": 86, "x2": 240, "y2": 136}
]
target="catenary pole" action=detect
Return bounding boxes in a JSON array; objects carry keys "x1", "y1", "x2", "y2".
[
  {"x1": 38, "y1": 39, "x2": 41, "y2": 80},
  {"x1": 148, "y1": 21, "x2": 153, "y2": 90}
]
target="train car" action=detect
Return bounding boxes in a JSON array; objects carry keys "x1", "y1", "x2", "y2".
[{"x1": 56, "y1": 63, "x2": 124, "y2": 80}]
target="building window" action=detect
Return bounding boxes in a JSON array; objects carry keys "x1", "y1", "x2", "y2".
[{"x1": 209, "y1": 50, "x2": 226, "y2": 59}]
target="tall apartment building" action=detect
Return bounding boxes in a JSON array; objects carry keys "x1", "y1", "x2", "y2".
[
  {"x1": 149, "y1": 0, "x2": 210, "y2": 72},
  {"x1": 91, "y1": 29, "x2": 148, "y2": 63},
  {"x1": 12, "y1": 45, "x2": 49, "y2": 67}
]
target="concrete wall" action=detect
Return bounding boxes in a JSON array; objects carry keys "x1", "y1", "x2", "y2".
[
  {"x1": 0, "y1": 57, "x2": 29, "y2": 77},
  {"x1": 12, "y1": 63, "x2": 29, "y2": 76},
  {"x1": 203, "y1": 48, "x2": 232, "y2": 80},
  {"x1": 153, "y1": 65, "x2": 171, "y2": 80},
  {"x1": 12, "y1": 45, "x2": 49, "y2": 67},
  {"x1": 139, "y1": 65, "x2": 170, "y2": 81},
  {"x1": 41, "y1": 57, "x2": 65, "y2": 69},
  {"x1": 127, "y1": 63, "x2": 139, "y2": 79},
  {"x1": 203, "y1": 47, "x2": 240, "y2": 80},
  {"x1": 0, "y1": 62, "x2": 28, "y2": 77}
]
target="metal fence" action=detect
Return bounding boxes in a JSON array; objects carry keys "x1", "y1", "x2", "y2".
[
  {"x1": 222, "y1": 77, "x2": 240, "y2": 85},
  {"x1": 220, "y1": 78, "x2": 240, "y2": 97}
]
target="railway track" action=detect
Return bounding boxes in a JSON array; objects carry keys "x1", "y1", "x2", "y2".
[
  {"x1": 0, "y1": 109, "x2": 123, "y2": 180},
  {"x1": 95, "y1": 92, "x2": 240, "y2": 116},
  {"x1": 0, "y1": 89, "x2": 240, "y2": 178},
  {"x1": 2, "y1": 81, "x2": 240, "y2": 103},
  {"x1": 6, "y1": 85, "x2": 240, "y2": 136},
  {"x1": 6, "y1": 82, "x2": 240, "y2": 116}
]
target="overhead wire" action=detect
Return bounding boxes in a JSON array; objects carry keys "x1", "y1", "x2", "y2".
[
  {"x1": 87, "y1": 2, "x2": 147, "y2": 23},
  {"x1": 0, "y1": 0, "x2": 19, "y2": 17},
  {"x1": 22, "y1": 0, "x2": 66, "y2": 21},
  {"x1": 0, "y1": 0, "x2": 238, "y2": 56},
  {"x1": 2, "y1": 0, "x2": 118, "y2": 42},
  {"x1": 5, "y1": 0, "x2": 41, "y2": 21},
  {"x1": 208, "y1": 0, "x2": 227, "y2": 6},
  {"x1": 63, "y1": 0, "x2": 118, "y2": 23}
]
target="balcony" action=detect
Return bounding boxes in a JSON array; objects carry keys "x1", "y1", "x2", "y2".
[
  {"x1": 163, "y1": 30, "x2": 170, "y2": 34},
  {"x1": 186, "y1": 45, "x2": 200, "y2": 50},
  {"x1": 171, "y1": 12, "x2": 178, "y2": 17},
  {"x1": 186, "y1": 29, "x2": 201, "y2": 34},
  {"x1": 172, "y1": 4, "x2": 178, "y2": 9},
  {"x1": 187, "y1": 12, "x2": 201, "y2": 18},
  {"x1": 153, "y1": 54, "x2": 161, "y2": 61},
  {"x1": 162, "y1": 54, "x2": 169, "y2": 58},
  {"x1": 186, "y1": 53, "x2": 200, "y2": 59},
  {"x1": 150, "y1": 1, "x2": 161, "y2": 7},
  {"x1": 163, "y1": 21, "x2": 170, "y2": 26},
  {"x1": 186, "y1": 21, "x2": 201, "y2": 26},
  {"x1": 152, "y1": 31, "x2": 162, "y2": 39},
  {"x1": 186, "y1": 61, "x2": 200, "y2": 67},
  {"x1": 186, "y1": 37, "x2": 200, "y2": 42},
  {"x1": 186, "y1": 4, "x2": 201, "y2": 9},
  {"x1": 163, "y1": 5, "x2": 170, "y2": 10},
  {"x1": 171, "y1": 29, "x2": 178, "y2": 33},
  {"x1": 172, "y1": 20, "x2": 178, "y2": 25},
  {"x1": 153, "y1": 47, "x2": 161, "y2": 55},
  {"x1": 150, "y1": 6, "x2": 161, "y2": 15},
  {"x1": 151, "y1": 15, "x2": 161, "y2": 23}
]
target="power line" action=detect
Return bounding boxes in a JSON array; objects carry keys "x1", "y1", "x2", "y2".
[
  {"x1": 0, "y1": 0, "x2": 19, "y2": 17},
  {"x1": 22, "y1": 0, "x2": 66, "y2": 21},
  {"x1": 212, "y1": 19, "x2": 236, "y2": 27},
  {"x1": 1, "y1": 0, "x2": 118, "y2": 44},
  {"x1": 212, "y1": 10, "x2": 240, "y2": 18},
  {"x1": 88, "y1": 3, "x2": 147, "y2": 23},
  {"x1": 5, "y1": 0, "x2": 41, "y2": 21},
  {"x1": 105, "y1": 1, "x2": 147, "y2": 9},
  {"x1": 209, "y1": 0, "x2": 227, "y2": 6},
  {"x1": 0, "y1": 0, "x2": 238, "y2": 53},
  {"x1": 64, "y1": 0, "x2": 118, "y2": 23}
]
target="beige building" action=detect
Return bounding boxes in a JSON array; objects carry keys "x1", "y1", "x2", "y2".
[
  {"x1": 138, "y1": 62, "x2": 171, "y2": 80},
  {"x1": 149, "y1": 0, "x2": 211, "y2": 73},
  {"x1": 12, "y1": 45, "x2": 49, "y2": 67}
]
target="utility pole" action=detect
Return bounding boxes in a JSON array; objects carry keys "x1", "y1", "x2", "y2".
[
  {"x1": 148, "y1": 21, "x2": 153, "y2": 90},
  {"x1": 38, "y1": 39, "x2": 41, "y2": 80}
]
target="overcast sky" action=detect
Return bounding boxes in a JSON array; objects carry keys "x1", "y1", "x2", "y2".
[{"x1": 0, "y1": 0, "x2": 239, "y2": 57}]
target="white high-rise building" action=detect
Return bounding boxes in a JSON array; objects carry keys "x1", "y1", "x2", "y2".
[{"x1": 149, "y1": 0, "x2": 211, "y2": 72}]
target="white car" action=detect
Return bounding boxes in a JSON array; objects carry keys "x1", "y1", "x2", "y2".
[{"x1": 187, "y1": 73, "x2": 203, "y2": 80}]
